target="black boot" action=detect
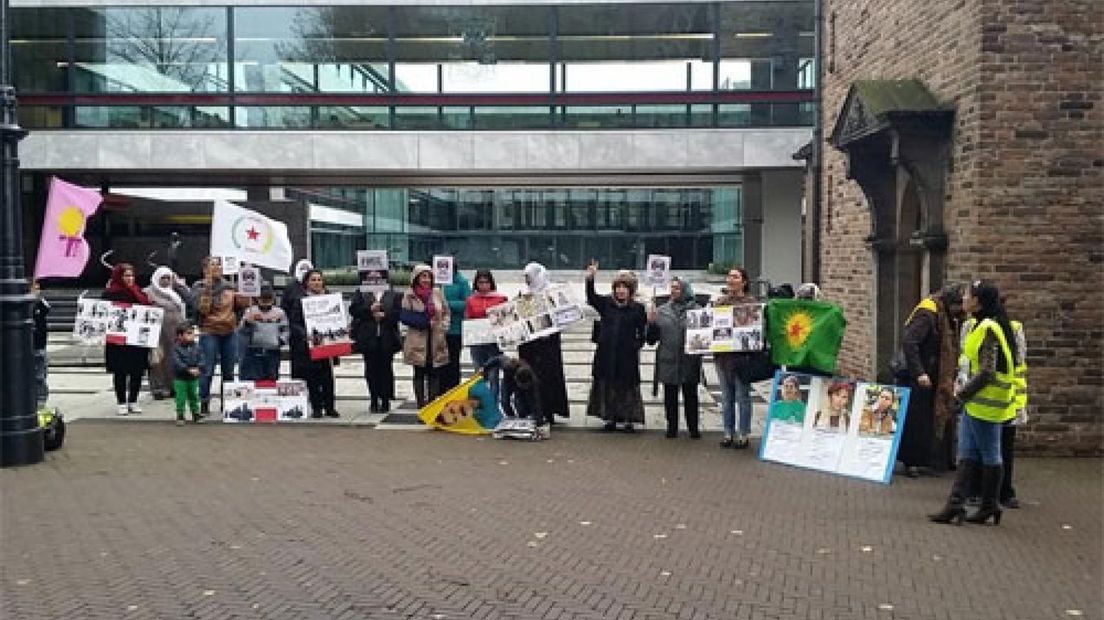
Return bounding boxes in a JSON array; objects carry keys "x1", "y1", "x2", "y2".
[
  {"x1": 369, "y1": 397, "x2": 379, "y2": 413},
  {"x1": 966, "y1": 465, "x2": 1004, "y2": 525},
  {"x1": 928, "y1": 459, "x2": 977, "y2": 525},
  {"x1": 380, "y1": 399, "x2": 390, "y2": 413}
]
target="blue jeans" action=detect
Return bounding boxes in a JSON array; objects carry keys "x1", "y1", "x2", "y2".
[
  {"x1": 199, "y1": 332, "x2": 238, "y2": 400},
  {"x1": 717, "y1": 365, "x2": 752, "y2": 437},
  {"x1": 469, "y1": 344, "x2": 502, "y2": 409},
  {"x1": 239, "y1": 348, "x2": 280, "y2": 381},
  {"x1": 958, "y1": 412, "x2": 1003, "y2": 465}
]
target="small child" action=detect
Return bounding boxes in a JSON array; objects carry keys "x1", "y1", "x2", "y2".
[
  {"x1": 238, "y1": 284, "x2": 288, "y2": 381},
  {"x1": 172, "y1": 323, "x2": 205, "y2": 425},
  {"x1": 31, "y1": 280, "x2": 50, "y2": 408}
]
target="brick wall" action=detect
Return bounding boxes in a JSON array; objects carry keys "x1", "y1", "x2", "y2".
[{"x1": 820, "y1": 0, "x2": 1102, "y2": 453}]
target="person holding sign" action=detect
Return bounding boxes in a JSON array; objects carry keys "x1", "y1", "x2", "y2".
[
  {"x1": 400, "y1": 265, "x2": 450, "y2": 408},
  {"x1": 646, "y1": 277, "x2": 703, "y2": 439},
  {"x1": 465, "y1": 270, "x2": 508, "y2": 405},
  {"x1": 102, "y1": 263, "x2": 151, "y2": 416},
  {"x1": 585, "y1": 261, "x2": 647, "y2": 432},
  {"x1": 349, "y1": 287, "x2": 402, "y2": 413},
  {"x1": 715, "y1": 267, "x2": 757, "y2": 448},
  {"x1": 191, "y1": 256, "x2": 250, "y2": 415},
  {"x1": 287, "y1": 270, "x2": 340, "y2": 418},
  {"x1": 517, "y1": 263, "x2": 570, "y2": 424}
]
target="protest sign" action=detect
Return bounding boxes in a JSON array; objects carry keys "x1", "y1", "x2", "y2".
[
  {"x1": 218, "y1": 255, "x2": 240, "y2": 275},
  {"x1": 222, "y1": 380, "x2": 310, "y2": 423},
  {"x1": 484, "y1": 284, "x2": 584, "y2": 348},
  {"x1": 758, "y1": 371, "x2": 910, "y2": 484},
  {"x1": 685, "y1": 303, "x2": 765, "y2": 354},
  {"x1": 462, "y1": 318, "x2": 497, "y2": 346},
  {"x1": 72, "y1": 298, "x2": 163, "y2": 348},
  {"x1": 418, "y1": 374, "x2": 499, "y2": 435},
  {"x1": 238, "y1": 265, "x2": 261, "y2": 296},
  {"x1": 301, "y1": 293, "x2": 352, "y2": 360},
  {"x1": 644, "y1": 254, "x2": 671, "y2": 288},
  {"x1": 357, "y1": 250, "x2": 390, "y2": 297},
  {"x1": 432, "y1": 255, "x2": 453, "y2": 286}
]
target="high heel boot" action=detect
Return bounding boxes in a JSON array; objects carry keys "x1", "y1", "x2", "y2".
[
  {"x1": 928, "y1": 459, "x2": 977, "y2": 525},
  {"x1": 965, "y1": 465, "x2": 1004, "y2": 525}
]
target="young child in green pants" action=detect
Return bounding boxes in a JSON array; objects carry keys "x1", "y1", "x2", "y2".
[{"x1": 171, "y1": 323, "x2": 205, "y2": 425}]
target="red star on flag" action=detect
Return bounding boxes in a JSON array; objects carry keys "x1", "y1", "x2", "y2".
[{"x1": 246, "y1": 227, "x2": 260, "y2": 241}]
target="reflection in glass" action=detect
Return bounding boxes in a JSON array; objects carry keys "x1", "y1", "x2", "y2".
[
  {"x1": 11, "y1": 9, "x2": 70, "y2": 92},
  {"x1": 236, "y1": 106, "x2": 312, "y2": 128},
  {"x1": 72, "y1": 7, "x2": 229, "y2": 93},
  {"x1": 317, "y1": 106, "x2": 389, "y2": 129}
]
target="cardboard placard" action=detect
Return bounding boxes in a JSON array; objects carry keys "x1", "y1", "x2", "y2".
[{"x1": 72, "y1": 299, "x2": 163, "y2": 349}]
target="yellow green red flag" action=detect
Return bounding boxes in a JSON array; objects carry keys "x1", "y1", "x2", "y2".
[{"x1": 765, "y1": 299, "x2": 847, "y2": 373}]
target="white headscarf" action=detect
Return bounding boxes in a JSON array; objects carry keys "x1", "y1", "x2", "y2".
[
  {"x1": 294, "y1": 259, "x2": 314, "y2": 282},
  {"x1": 523, "y1": 262, "x2": 550, "y2": 294},
  {"x1": 148, "y1": 266, "x2": 185, "y2": 315}
]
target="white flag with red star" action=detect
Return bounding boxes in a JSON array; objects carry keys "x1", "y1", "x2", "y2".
[{"x1": 210, "y1": 200, "x2": 293, "y2": 273}]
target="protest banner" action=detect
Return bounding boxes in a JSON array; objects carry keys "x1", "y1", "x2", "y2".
[
  {"x1": 72, "y1": 298, "x2": 163, "y2": 348},
  {"x1": 432, "y1": 255, "x2": 453, "y2": 286},
  {"x1": 222, "y1": 380, "x2": 310, "y2": 423},
  {"x1": 418, "y1": 374, "x2": 500, "y2": 435},
  {"x1": 644, "y1": 254, "x2": 671, "y2": 288},
  {"x1": 301, "y1": 293, "x2": 352, "y2": 360},
  {"x1": 357, "y1": 250, "x2": 390, "y2": 296},
  {"x1": 238, "y1": 265, "x2": 261, "y2": 296},
  {"x1": 758, "y1": 371, "x2": 910, "y2": 484},
  {"x1": 685, "y1": 303, "x2": 765, "y2": 354}
]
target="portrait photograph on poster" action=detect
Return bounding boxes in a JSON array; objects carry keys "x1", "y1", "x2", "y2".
[
  {"x1": 432, "y1": 255, "x2": 453, "y2": 286},
  {"x1": 644, "y1": 254, "x2": 671, "y2": 288}
]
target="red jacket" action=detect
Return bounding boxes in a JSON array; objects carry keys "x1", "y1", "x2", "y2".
[{"x1": 465, "y1": 292, "x2": 508, "y2": 319}]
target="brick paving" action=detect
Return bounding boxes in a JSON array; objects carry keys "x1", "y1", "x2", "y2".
[{"x1": 1, "y1": 421, "x2": 1101, "y2": 620}]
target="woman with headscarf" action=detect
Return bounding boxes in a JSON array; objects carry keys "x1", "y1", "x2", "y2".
[
  {"x1": 399, "y1": 264, "x2": 450, "y2": 407},
  {"x1": 896, "y1": 284, "x2": 964, "y2": 477},
  {"x1": 103, "y1": 263, "x2": 151, "y2": 415},
  {"x1": 517, "y1": 262, "x2": 570, "y2": 423},
  {"x1": 144, "y1": 266, "x2": 190, "y2": 399},
  {"x1": 585, "y1": 262, "x2": 647, "y2": 432},
  {"x1": 646, "y1": 276, "x2": 702, "y2": 438},
  {"x1": 929, "y1": 280, "x2": 1019, "y2": 526}
]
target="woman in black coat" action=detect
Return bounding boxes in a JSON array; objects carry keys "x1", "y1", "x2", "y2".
[
  {"x1": 286, "y1": 269, "x2": 339, "y2": 418},
  {"x1": 102, "y1": 263, "x2": 151, "y2": 416},
  {"x1": 349, "y1": 288, "x2": 402, "y2": 413},
  {"x1": 584, "y1": 264, "x2": 647, "y2": 432}
]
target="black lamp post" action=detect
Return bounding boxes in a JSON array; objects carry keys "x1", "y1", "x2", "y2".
[{"x1": 0, "y1": 0, "x2": 44, "y2": 467}]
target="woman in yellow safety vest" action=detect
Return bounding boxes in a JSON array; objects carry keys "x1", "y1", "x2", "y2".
[{"x1": 929, "y1": 280, "x2": 1019, "y2": 526}]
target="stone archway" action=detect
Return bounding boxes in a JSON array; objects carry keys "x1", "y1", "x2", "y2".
[{"x1": 829, "y1": 80, "x2": 953, "y2": 378}]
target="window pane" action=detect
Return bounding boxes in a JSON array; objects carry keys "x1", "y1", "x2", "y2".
[
  {"x1": 317, "y1": 106, "x2": 389, "y2": 129},
  {"x1": 236, "y1": 106, "x2": 312, "y2": 128},
  {"x1": 11, "y1": 8, "x2": 70, "y2": 93},
  {"x1": 556, "y1": 3, "x2": 714, "y2": 93},
  {"x1": 472, "y1": 106, "x2": 551, "y2": 130},
  {"x1": 717, "y1": 2, "x2": 815, "y2": 91},
  {"x1": 392, "y1": 6, "x2": 550, "y2": 94},
  {"x1": 234, "y1": 6, "x2": 388, "y2": 93},
  {"x1": 72, "y1": 7, "x2": 229, "y2": 93},
  {"x1": 18, "y1": 106, "x2": 65, "y2": 129}
]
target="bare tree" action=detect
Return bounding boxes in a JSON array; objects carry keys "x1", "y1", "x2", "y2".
[{"x1": 106, "y1": 8, "x2": 225, "y2": 91}]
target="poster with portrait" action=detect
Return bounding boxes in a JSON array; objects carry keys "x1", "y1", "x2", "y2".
[
  {"x1": 644, "y1": 254, "x2": 671, "y2": 288},
  {"x1": 759, "y1": 371, "x2": 910, "y2": 484},
  {"x1": 238, "y1": 265, "x2": 261, "y2": 296},
  {"x1": 301, "y1": 293, "x2": 352, "y2": 360},
  {"x1": 432, "y1": 255, "x2": 453, "y2": 286},
  {"x1": 684, "y1": 303, "x2": 765, "y2": 354},
  {"x1": 222, "y1": 380, "x2": 310, "y2": 423},
  {"x1": 356, "y1": 250, "x2": 390, "y2": 297},
  {"x1": 72, "y1": 299, "x2": 163, "y2": 348},
  {"x1": 218, "y1": 255, "x2": 240, "y2": 275}
]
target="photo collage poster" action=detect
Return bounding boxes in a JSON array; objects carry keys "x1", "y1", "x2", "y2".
[
  {"x1": 222, "y1": 380, "x2": 311, "y2": 423},
  {"x1": 758, "y1": 371, "x2": 911, "y2": 484},
  {"x1": 685, "y1": 303, "x2": 765, "y2": 354},
  {"x1": 301, "y1": 293, "x2": 352, "y2": 360},
  {"x1": 72, "y1": 299, "x2": 164, "y2": 348},
  {"x1": 356, "y1": 250, "x2": 390, "y2": 297},
  {"x1": 484, "y1": 284, "x2": 584, "y2": 348}
]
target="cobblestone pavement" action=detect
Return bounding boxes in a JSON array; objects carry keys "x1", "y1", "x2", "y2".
[{"x1": 2, "y1": 422, "x2": 1100, "y2": 620}]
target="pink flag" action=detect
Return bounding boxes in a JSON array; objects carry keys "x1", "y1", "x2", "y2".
[{"x1": 33, "y1": 177, "x2": 102, "y2": 280}]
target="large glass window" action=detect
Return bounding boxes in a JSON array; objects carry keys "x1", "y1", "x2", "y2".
[
  {"x1": 717, "y1": 2, "x2": 815, "y2": 91},
  {"x1": 11, "y1": 9, "x2": 70, "y2": 93},
  {"x1": 234, "y1": 6, "x2": 388, "y2": 93},
  {"x1": 556, "y1": 3, "x2": 714, "y2": 93},
  {"x1": 72, "y1": 7, "x2": 229, "y2": 93},
  {"x1": 392, "y1": 6, "x2": 551, "y2": 93}
]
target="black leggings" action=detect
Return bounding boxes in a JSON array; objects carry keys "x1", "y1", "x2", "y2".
[
  {"x1": 663, "y1": 382, "x2": 700, "y2": 434},
  {"x1": 304, "y1": 362, "x2": 335, "y2": 411},
  {"x1": 113, "y1": 370, "x2": 144, "y2": 404}
]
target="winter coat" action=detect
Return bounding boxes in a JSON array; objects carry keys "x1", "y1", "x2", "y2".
[
  {"x1": 349, "y1": 290, "x2": 402, "y2": 356},
  {"x1": 586, "y1": 278, "x2": 646, "y2": 384},
  {"x1": 172, "y1": 341, "x2": 205, "y2": 380},
  {"x1": 102, "y1": 288, "x2": 150, "y2": 374},
  {"x1": 647, "y1": 299, "x2": 702, "y2": 386},
  {"x1": 400, "y1": 287, "x2": 450, "y2": 368},
  {"x1": 443, "y1": 272, "x2": 471, "y2": 337},
  {"x1": 192, "y1": 278, "x2": 246, "y2": 336}
]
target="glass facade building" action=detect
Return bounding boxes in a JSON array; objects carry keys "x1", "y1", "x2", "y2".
[{"x1": 13, "y1": 2, "x2": 814, "y2": 276}]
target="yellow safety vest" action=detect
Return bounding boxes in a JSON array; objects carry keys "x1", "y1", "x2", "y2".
[
  {"x1": 1011, "y1": 320, "x2": 1028, "y2": 411},
  {"x1": 961, "y1": 318, "x2": 1016, "y2": 423}
]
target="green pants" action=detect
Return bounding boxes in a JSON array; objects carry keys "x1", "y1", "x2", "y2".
[{"x1": 173, "y1": 378, "x2": 201, "y2": 418}]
